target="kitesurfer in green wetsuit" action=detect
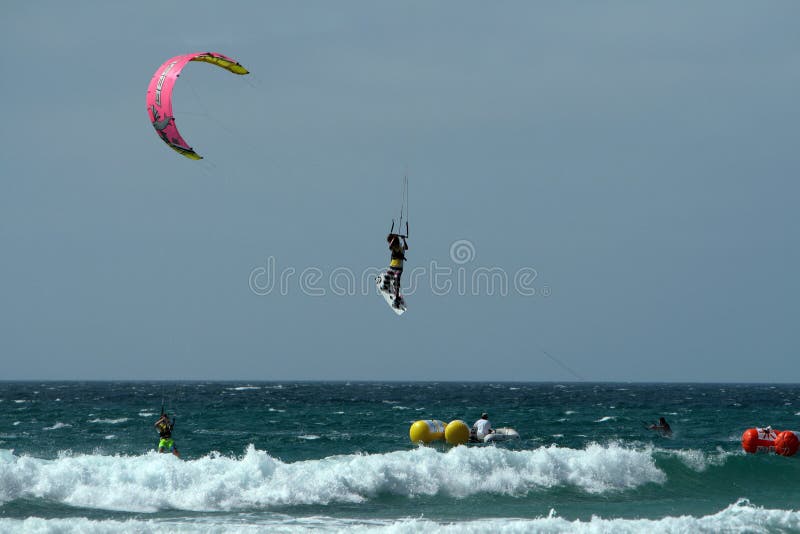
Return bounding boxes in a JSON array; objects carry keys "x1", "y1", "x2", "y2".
[
  {"x1": 384, "y1": 233, "x2": 408, "y2": 303},
  {"x1": 155, "y1": 413, "x2": 180, "y2": 456}
]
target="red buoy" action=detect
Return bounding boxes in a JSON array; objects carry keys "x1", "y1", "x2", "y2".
[
  {"x1": 774, "y1": 431, "x2": 800, "y2": 457},
  {"x1": 741, "y1": 427, "x2": 778, "y2": 454}
]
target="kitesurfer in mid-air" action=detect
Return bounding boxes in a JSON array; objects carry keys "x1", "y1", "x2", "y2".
[
  {"x1": 648, "y1": 417, "x2": 672, "y2": 437},
  {"x1": 384, "y1": 233, "x2": 408, "y2": 305},
  {"x1": 471, "y1": 412, "x2": 494, "y2": 441},
  {"x1": 155, "y1": 413, "x2": 180, "y2": 456}
]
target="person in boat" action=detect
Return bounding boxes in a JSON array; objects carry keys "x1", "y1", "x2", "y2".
[
  {"x1": 383, "y1": 233, "x2": 408, "y2": 304},
  {"x1": 648, "y1": 417, "x2": 672, "y2": 436},
  {"x1": 155, "y1": 413, "x2": 180, "y2": 456},
  {"x1": 471, "y1": 412, "x2": 494, "y2": 441}
]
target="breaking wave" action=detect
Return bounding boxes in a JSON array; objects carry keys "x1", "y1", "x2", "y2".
[{"x1": 0, "y1": 443, "x2": 665, "y2": 512}]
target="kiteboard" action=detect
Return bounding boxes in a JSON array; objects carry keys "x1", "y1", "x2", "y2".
[{"x1": 376, "y1": 271, "x2": 406, "y2": 315}]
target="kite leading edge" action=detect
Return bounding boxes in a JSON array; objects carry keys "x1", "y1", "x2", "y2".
[{"x1": 146, "y1": 52, "x2": 249, "y2": 160}]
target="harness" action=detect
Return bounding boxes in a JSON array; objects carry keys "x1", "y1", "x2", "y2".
[
  {"x1": 157, "y1": 421, "x2": 172, "y2": 439},
  {"x1": 389, "y1": 244, "x2": 406, "y2": 269}
]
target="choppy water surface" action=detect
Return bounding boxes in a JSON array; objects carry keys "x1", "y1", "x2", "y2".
[{"x1": 2, "y1": 382, "x2": 799, "y2": 532}]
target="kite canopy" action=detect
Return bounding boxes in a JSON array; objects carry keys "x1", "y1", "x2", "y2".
[{"x1": 146, "y1": 52, "x2": 249, "y2": 160}]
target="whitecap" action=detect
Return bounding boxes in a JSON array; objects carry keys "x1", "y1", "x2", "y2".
[
  {"x1": 663, "y1": 448, "x2": 732, "y2": 472},
  {"x1": 594, "y1": 416, "x2": 615, "y2": 423},
  {"x1": 89, "y1": 418, "x2": 129, "y2": 425},
  {"x1": 43, "y1": 422, "x2": 71, "y2": 431}
]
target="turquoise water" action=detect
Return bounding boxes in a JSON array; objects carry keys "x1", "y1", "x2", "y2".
[{"x1": 2, "y1": 382, "x2": 800, "y2": 532}]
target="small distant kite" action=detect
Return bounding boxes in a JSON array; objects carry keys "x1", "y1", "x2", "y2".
[{"x1": 146, "y1": 52, "x2": 249, "y2": 160}]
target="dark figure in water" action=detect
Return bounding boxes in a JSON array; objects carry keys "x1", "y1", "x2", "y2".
[{"x1": 649, "y1": 417, "x2": 672, "y2": 437}]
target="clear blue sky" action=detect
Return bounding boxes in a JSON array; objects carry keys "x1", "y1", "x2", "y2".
[{"x1": 1, "y1": 2, "x2": 798, "y2": 381}]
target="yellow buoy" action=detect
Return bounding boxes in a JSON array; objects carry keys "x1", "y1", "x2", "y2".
[
  {"x1": 445, "y1": 420, "x2": 470, "y2": 445},
  {"x1": 409, "y1": 420, "x2": 446, "y2": 443}
]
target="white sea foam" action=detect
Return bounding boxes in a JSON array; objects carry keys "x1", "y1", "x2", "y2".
[
  {"x1": 594, "y1": 416, "x2": 615, "y2": 423},
  {"x1": 0, "y1": 499, "x2": 796, "y2": 533},
  {"x1": 661, "y1": 447, "x2": 734, "y2": 472},
  {"x1": 89, "y1": 418, "x2": 129, "y2": 424},
  {"x1": 227, "y1": 386, "x2": 261, "y2": 391},
  {"x1": 0, "y1": 443, "x2": 665, "y2": 512},
  {"x1": 43, "y1": 423, "x2": 71, "y2": 431}
]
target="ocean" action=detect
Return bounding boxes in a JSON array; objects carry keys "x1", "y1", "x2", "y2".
[{"x1": 1, "y1": 382, "x2": 799, "y2": 533}]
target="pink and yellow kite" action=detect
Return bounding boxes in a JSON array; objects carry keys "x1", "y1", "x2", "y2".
[{"x1": 146, "y1": 52, "x2": 249, "y2": 160}]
